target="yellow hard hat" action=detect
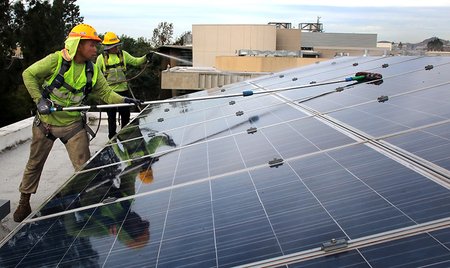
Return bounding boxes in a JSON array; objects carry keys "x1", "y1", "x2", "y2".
[
  {"x1": 68, "y1": 24, "x2": 101, "y2": 42},
  {"x1": 102, "y1": 32, "x2": 121, "y2": 45},
  {"x1": 138, "y1": 169, "x2": 154, "y2": 184},
  {"x1": 102, "y1": 31, "x2": 122, "y2": 50}
]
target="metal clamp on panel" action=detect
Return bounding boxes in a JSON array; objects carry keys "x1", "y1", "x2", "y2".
[
  {"x1": 321, "y1": 238, "x2": 348, "y2": 252},
  {"x1": 247, "y1": 127, "x2": 257, "y2": 134},
  {"x1": 268, "y1": 158, "x2": 284, "y2": 168},
  {"x1": 102, "y1": 197, "x2": 118, "y2": 204},
  {"x1": 377, "y1": 95, "x2": 389, "y2": 103}
]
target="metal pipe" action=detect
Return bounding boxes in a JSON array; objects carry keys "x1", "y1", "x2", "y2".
[{"x1": 49, "y1": 75, "x2": 366, "y2": 112}]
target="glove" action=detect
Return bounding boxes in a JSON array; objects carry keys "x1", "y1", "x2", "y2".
[
  {"x1": 36, "y1": 98, "x2": 52, "y2": 114},
  {"x1": 124, "y1": 97, "x2": 142, "y2": 106},
  {"x1": 146, "y1": 52, "x2": 154, "y2": 61}
]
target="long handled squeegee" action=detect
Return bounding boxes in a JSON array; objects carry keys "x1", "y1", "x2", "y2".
[{"x1": 49, "y1": 72, "x2": 382, "y2": 113}]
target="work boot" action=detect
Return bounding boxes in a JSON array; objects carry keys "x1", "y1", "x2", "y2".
[{"x1": 13, "y1": 193, "x2": 32, "y2": 222}]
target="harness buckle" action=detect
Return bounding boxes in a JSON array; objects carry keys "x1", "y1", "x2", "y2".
[{"x1": 33, "y1": 116, "x2": 41, "y2": 127}]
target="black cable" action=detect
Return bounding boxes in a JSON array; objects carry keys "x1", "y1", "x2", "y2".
[{"x1": 90, "y1": 111, "x2": 102, "y2": 142}]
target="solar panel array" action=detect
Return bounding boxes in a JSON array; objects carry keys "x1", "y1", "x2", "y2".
[{"x1": 1, "y1": 56, "x2": 450, "y2": 267}]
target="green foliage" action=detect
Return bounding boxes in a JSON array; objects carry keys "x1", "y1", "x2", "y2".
[
  {"x1": 118, "y1": 34, "x2": 162, "y2": 101},
  {"x1": 0, "y1": 0, "x2": 84, "y2": 127},
  {"x1": 16, "y1": 0, "x2": 84, "y2": 65},
  {"x1": 150, "y1": 22, "x2": 173, "y2": 48},
  {"x1": 173, "y1": 31, "x2": 192, "y2": 46},
  {"x1": 0, "y1": 84, "x2": 34, "y2": 126},
  {"x1": 0, "y1": 1, "x2": 178, "y2": 127}
]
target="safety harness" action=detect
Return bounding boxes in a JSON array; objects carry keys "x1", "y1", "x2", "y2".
[
  {"x1": 103, "y1": 50, "x2": 126, "y2": 72},
  {"x1": 37, "y1": 59, "x2": 96, "y2": 143},
  {"x1": 42, "y1": 59, "x2": 94, "y2": 101}
]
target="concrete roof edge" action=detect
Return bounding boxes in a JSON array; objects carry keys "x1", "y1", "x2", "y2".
[{"x1": 0, "y1": 117, "x2": 33, "y2": 153}]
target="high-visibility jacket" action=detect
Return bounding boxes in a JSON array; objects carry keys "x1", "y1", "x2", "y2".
[
  {"x1": 113, "y1": 127, "x2": 171, "y2": 161},
  {"x1": 23, "y1": 51, "x2": 125, "y2": 126},
  {"x1": 96, "y1": 50, "x2": 146, "y2": 93}
]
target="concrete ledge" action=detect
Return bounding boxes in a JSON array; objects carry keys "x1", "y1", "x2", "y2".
[
  {"x1": 0, "y1": 117, "x2": 33, "y2": 152},
  {"x1": 0, "y1": 200, "x2": 10, "y2": 221}
]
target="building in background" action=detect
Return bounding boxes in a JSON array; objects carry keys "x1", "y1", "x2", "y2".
[{"x1": 162, "y1": 22, "x2": 389, "y2": 96}]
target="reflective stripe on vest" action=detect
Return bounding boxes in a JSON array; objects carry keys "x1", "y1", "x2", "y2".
[{"x1": 102, "y1": 50, "x2": 127, "y2": 85}]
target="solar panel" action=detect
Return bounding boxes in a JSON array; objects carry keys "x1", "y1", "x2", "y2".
[{"x1": 1, "y1": 56, "x2": 450, "y2": 267}]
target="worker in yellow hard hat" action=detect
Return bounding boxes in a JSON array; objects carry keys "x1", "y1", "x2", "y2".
[
  {"x1": 13, "y1": 23, "x2": 143, "y2": 223},
  {"x1": 96, "y1": 31, "x2": 154, "y2": 140}
]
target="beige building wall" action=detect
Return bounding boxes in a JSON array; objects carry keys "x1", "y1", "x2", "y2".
[
  {"x1": 314, "y1": 47, "x2": 390, "y2": 58},
  {"x1": 193, "y1": 24, "x2": 277, "y2": 67},
  {"x1": 161, "y1": 69, "x2": 268, "y2": 92},
  {"x1": 276, "y1": 29, "x2": 301, "y2": 51},
  {"x1": 216, "y1": 56, "x2": 329, "y2": 72}
]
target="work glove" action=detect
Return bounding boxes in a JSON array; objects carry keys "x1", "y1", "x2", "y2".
[
  {"x1": 146, "y1": 52, "x2": 154, "y2": 62},
  {"x1": 124, "y1": 97, "x2": 142, "y2": 106},
  {"x1": 36, "y1": 98, "x2": 53, "y2": 114}
]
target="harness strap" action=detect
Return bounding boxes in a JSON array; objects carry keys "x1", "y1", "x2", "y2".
[
  {"x1": 44, "y1": 59, "x2": 93, "y2": 102},
  {"x1": 81, "y1": 112, "x2": 96, "y2": 139},
  {"x1": 60, "y1": 112, "x2": 97, "y2": 143},
  {"x1": 103, "y1": 50, "x2": 125, "y2": 71},
  {"x1": 60, "y1": 122, "x2": 85, "y2": 144},
  {"x1": 83, "y1": 61, "x2": 94, "y2": 101},
  {"x1": 105, "y1": 63, "x2": 124, "y2": 69},
  {"x1": 33, "y1": 116, "x2": 57, "y2": 141},
  {"x1": 43, "y1": 60, "x2": 71, "y2": 98}
]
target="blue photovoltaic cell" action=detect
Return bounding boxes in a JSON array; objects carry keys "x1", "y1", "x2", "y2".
[
  {"x1": 384, "y1": 122, "x2": 450, "y2": 171},
  {"x1": 2, "y1": 145, "x2": 450, "y2": 267},
  {"x1": 326, "y1": 83, "x2": 450, "y2": 137},
  {"x1": 2, "y1": 56, "x2": 450, "y2": 267},
  {"x1": 289, "y1": 227, "x2": 450, "y2": 267}
]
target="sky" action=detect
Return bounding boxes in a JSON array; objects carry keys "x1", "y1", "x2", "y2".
[{"x1": 76, "y1": 0, "x2": 450, "y2": 44}]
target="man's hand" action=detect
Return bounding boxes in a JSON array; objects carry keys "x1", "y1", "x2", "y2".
[
  {"x1": 146, "y1": 52, "x2": 154, "y2": 62},
  {"x1": 124, "y1": 97, "x2": 142, "y2": 106},
  {"x1": 37, "y1": 98, "x2": 53, "y2": 114}
]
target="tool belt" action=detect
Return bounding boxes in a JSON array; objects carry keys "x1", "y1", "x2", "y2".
[{"x1": 33, "y1": 115, "x2": 95, "y2": 143}]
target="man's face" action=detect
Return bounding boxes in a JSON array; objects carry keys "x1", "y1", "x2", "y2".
[
  {"x1": 77, "y1": 40, "x2": 98, "y2": 61},
  {"x1": 107, "y1": 46, "x2": 119, "y2": 54}
]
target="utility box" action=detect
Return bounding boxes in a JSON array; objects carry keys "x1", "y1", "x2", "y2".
[{"x1": 0, "y1": 199, "x2": 10, "y2": 221}]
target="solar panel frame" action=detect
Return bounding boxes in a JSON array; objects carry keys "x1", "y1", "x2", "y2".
[{"x1": 2, "y1": 55, "x2": 450, "y2": 267}]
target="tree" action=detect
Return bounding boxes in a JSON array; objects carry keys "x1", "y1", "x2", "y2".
[
  {"x1": 150, "y1": 22, "x2": 173, "y2": 48},
  {"x1": 173, "y1": 31, "x2": 192, "y2": 46},
  {"x1": 0, "y1": 0, "x2": 84, "y2": 127},
  {"x1": 17, "y1": 0, "x2": 84, "y2": 65},
  {"x1": 427, "y1": 38, "x2": 443, "y2": 51},
  {"x1": 119, "y1": 35, "x2": 162, "y2": 101},
  {"x1": 49, "y1": 0, "x2": 84, "y2": 53},
  {"x1": 0, "y1": 0, "x2": 28, "y2": 128},
  {"x1": 0, "y1": 0, "x2": 15, "y2": 61}
]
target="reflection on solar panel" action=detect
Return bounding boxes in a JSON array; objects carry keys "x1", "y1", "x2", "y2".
[{"x1": 1, "y1": 56, "x2": 450, "y2": 267}]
